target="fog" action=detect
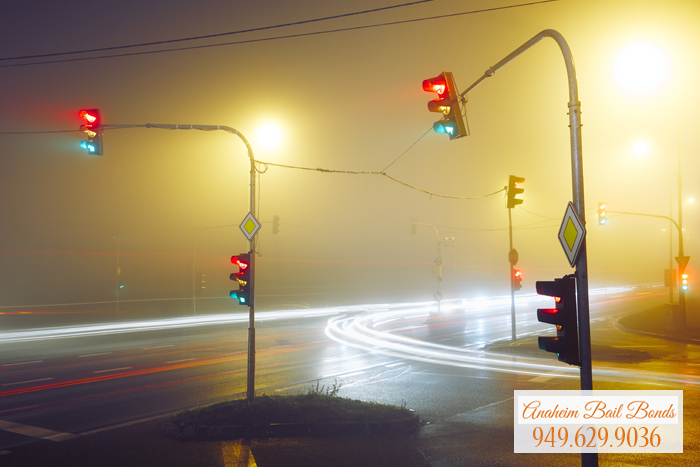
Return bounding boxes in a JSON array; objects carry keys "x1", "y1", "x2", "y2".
[{"x1": 0, "y1": 0, "x2": 698, "y2": 319}]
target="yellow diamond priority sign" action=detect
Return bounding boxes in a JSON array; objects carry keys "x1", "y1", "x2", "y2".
[
  {"x1": 558, "y1": 202, "x2": 586, "y2": 268},
  {"x1": 239, "y1": 212, "x2": 261, "y2": 242}
]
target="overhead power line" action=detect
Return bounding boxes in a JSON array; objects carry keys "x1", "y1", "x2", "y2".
[
  {"x1": 0, "y1": 0, "x2": 435, "y2": 62},
  {"x1": 0, "y1": 1, "x2": 559, "y2": 69},
  {"x1": 255, "y1": 159, "x2": 506, "y2": 200}
]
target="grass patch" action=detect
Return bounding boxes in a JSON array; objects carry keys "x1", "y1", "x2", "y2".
[{"x1": 168, "y1": 383, "x2": 413, "y2": 427}]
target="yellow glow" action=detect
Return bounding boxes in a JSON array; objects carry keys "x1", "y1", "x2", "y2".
[
  {"x1": 256, "y1": 123, "x2": 282, "y2": 149},
  {"x1": 615, "y1": 43, "x2": 668, "y2": 93},
  {"x1": 632, "y1": 140, "x2": 649, "y2": 156}
]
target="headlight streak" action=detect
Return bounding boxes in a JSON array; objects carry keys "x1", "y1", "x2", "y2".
[
  {"x1": 325, "y1": 313, "x2": 577, "y2": 379},
  {"x1": 324, "y1": 291, "x2": 700, "y2": 387}
]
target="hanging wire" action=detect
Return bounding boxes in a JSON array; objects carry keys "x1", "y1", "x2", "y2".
[{"x1": 254, "y1": 160, "x2": 505, "y2": 200}]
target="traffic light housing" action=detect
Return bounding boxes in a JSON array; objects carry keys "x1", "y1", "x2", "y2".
[
  {"x1": 79, "y1": 109, "x2": 103, "y2": 155},
  {"x1": 536, "y1": 275, "x2": 580, "y2": 366},
  {"x1": 513, "y1": 269, "x2": 522, "y2": 291},
  {"x1": 507, "y1": 175, "x2": 525, "y2": 208},
  {"x1": 230, "y1": 253, "x2": 251, "y2": 306},
  {"x1": 422, "y1": 72, "x2": 467, "y2": 140},
  {"x1": 597, "y1": 202, "x2": 607, "y2": 225},
  {"x1": 681, "y1": 273, "x2": 689, "y2": 291}
]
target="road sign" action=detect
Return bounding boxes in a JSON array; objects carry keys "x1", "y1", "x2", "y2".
[
  {"x1": 433, "y1": 291, "x2": 443, "y2": 302},
  {"x1": 676, "y1": 256, "x2": 690, "y2": 275},
  {"x1": 239, "y1": 212, "x2": 261, "y2": 242},
  {"x1": 508, "y1": 248, "x2": 519, "y2": 266},
  {"x1": 558, "y1": 202, "x2": 586, "y2": 268}
]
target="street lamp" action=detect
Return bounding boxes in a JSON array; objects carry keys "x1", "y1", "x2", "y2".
[
  {"x1": 256, "y1": 123, "x2": 282, "y2": 149},
  {"x1": 614, "y1": 42, "x2": 688, "y2": 327},
  {"x1": 614, "y1": 42, "x2": 668, "y2": 93}
]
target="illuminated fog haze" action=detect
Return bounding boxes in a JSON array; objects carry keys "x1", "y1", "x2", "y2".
[{"x1": 0, "y1": 0, "x2": 698, "y2": 315}]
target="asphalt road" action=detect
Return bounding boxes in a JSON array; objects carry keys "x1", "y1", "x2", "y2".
[{"x1": 1, "y1": 286, "x2": 698, "y2": 466}]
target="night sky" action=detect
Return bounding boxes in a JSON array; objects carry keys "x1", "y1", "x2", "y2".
[{"x1": 0, "y1": 0, "x2": 698, "y2": 312}]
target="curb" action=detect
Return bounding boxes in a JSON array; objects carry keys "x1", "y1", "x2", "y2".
[
  {"x1": 161, "y1": 414, "x2": 421, "y2": 439},
  {"x1": 614, "y1": 319, "x2": 700, "y2": 346}
]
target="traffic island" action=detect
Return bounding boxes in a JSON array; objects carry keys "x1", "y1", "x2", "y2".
[{"x1": 161, "y1": 390, "x2": 420, "y2": 439}]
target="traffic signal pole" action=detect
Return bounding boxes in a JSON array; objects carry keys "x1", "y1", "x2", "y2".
[
  {"x1": 508, "y1": 207, "x2": 516, "y2": 341},
  {"x1": 461, "y1": 30, "x2": 595, "y2": 467},
  {"x1": 603, "y1": 209, "x2": 687, "y2": 328},
  {"x1": 101, "y1": 122, "x2": 259, "y2": 402}
]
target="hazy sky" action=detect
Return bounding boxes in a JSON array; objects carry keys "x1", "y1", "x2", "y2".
[{"x1": 1, "y1": 0, "x2": 698, "y2": 310}]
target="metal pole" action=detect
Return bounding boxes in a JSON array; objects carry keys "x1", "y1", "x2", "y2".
[
  {"x1": 461, "y1": 29, "x2": 595, "y2": 466},
  {"x1": 678, "y1": 158, "x2": 686, "y2": 328},
  {"x1": 670, "y1": 182, "x2": 674, "y2": 304},
  {"x1": 509, "y1": 207, "x2": 516, "y2": 341},
  {"x1": 247, "y1": 148, "x2": 257, "y2": 402},
  {"x1": 103, "y1": 123, "x2": 258, "y2": 400}
]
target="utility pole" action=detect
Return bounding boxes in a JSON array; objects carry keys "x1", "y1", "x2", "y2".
[
  {"x1": 412, "y1": 220, "x2": 453, "y2": 318},
  {"x1": 602, "y1": 208, "x2": 687, "y2": 329},
  {"x1": 461, "y1": 30, "x2": 595, "y2": 467},
  {"x1": 97, "y1": 122, "x2": 258, "y2": 401}
]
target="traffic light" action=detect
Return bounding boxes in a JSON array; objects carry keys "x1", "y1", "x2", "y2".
[
  {"x1": 422, "y1": 72, "x2": 467, "y2": 140},
  {"x1": 536, "y1": 275, "x2": 580, "y2": 366},
  {"x1": 681, "y1": 273, "x2": 689, "y2": 291},
  {"x1": 513, "y1": 269, "x2": 522, "y2": 291},
  {"x1": 506, "y1": 175, "x2": 525, "y2": 208},
  {"x1": 597, "y1": 202, "x2": 607, "y2": 225},
  {"x1": 79, "y1": 108, "x2": 103, "y2": 155},
  {"x1": 230, "y1": 253, "x2": 251, "y2": 306},
  {"x1": 272, "y1": 215, "x2": 280, "y2": 234}
]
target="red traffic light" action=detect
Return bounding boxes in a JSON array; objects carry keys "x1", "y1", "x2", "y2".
[
  {"x1": 232, "y1": 255, "x2": 249, "y2": 269},
  {"x1": 422, "y1": 76, "x2": 447, "y2": 95}
]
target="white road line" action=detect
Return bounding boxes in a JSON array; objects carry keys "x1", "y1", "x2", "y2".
[
  {"x1": 222, "y1": 439, "x2": 257, "y2": 467},
  {"x1": 93, "y1": 367, "x2": 131, "y2": 374},
  {"x1": 0, "y1": 450, "x2": 11, "y2": 455},
  {"x1": 79, "y1": 352, "x2": 112, "y2": 357},
  {"x1": 336, "y1": 371, "x2": 365, "y2": 378},
  {"x1": 385, "y1": 362, "x2": 405, "y2": 367},
  {"x1": 165, "y1": 358, "x2": 195, "y2": 364},
  {"x1": 0, "y1": 405, "x2": 38, "y2": 415},
  {"x1": 529, "y1": 371, "x2": 566, "y2": 383},
  {"x1": 0, "y1": 361, "x2": 42, "y2": 368},
  {"x1": 143, "y1": 344, "x2": 174, "y2": 350},
  {"x1": 80, "y1": 413, "x2": 173, "y2": 436},
  {"x1": 2, "y1": 378, "x2": 53, "y2": 386},
  {"x1": 0, "y1": 420, "x2": 78, "y2": 442}
]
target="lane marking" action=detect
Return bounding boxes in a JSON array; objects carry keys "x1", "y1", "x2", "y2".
[
  {"x1": 79, "y1": 352, "x2": 112, "y2": 358},
  {"x1": 0, "y1": 450, "x2": 11, "y2": 455},
  {"x1": 0, "y1": 361, "x2": 42, "y2": 368},
  {"x1": 93, "y1": 367, "x2": 131, "y2": 374},
  {"x1": 80, "y1": 413, "x2": 173, "y2": 436},
  {"x1": 529, "y1": 371, "x2": 566, "y2": 383},
  {"x1": 385, "y1": 362, "x2": 405, "y2": 367},
  {"x1": 143, "y1": 345, "x2": 174, "y2": 350},
  {"x1": 0, "y1": 405, "x2": 38, "y2": 415},
  {"x1": 336, "y1": 371, "x2": 365, "y2": 378},
  {"x1": 2, "y1": 378, "x2": 53, "y2": 386},
  {"x1": 222, "y1": 439, "x2": 257, "y2": 467},
  {"x1": 165, "y1": 358, "x2": 196, "y2": 364},
  {"x1": 0, "y1": 420, "x2": 78, "y2": 442}
]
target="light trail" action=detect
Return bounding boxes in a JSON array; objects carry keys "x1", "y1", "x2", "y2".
[{"x1": 324, "y1": 288, "x2": 700, "y2": 387}]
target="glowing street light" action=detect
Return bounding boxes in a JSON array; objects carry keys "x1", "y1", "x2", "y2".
[
  {"x1": 631, "y1": 140, "x2": 649, "y2": 156},
  {"x1": 614, "y1": 43, "x2": 668, "y2": 93},
  {"x1": 256, "y1": 123, "x2": 282, "y2": 149}
]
